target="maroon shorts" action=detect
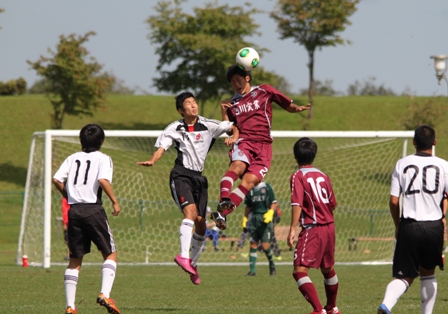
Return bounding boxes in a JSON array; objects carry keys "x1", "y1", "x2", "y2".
[
  {"x1": 293, "y1": 223, "x2": 335, "y2": 269},
  {"x1": 230, "y1": 140, "x2": 272, "y2": 182}
]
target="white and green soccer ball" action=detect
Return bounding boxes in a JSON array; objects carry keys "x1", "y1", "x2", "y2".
[{"x1": 236, "y1": 47, "x2": 260, "y2": 71}]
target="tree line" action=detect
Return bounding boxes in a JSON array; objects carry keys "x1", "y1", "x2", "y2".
[{"x1": 2, "y1": 0, "x2": 438, "y2": 131}]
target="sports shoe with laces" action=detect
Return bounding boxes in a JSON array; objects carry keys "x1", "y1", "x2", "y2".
[
  {"x1": 174, "y1": 254, "x2": 196, "y2": 275},
  {"x1": 377, "y1": 304, "x2": 390, "y2": 314},
  {"x1": 217, "y1": 198, "x2": 236, "y2": 213},
  {"x1": 190, "y1": 265, "x2": 200, "y2": 285},
  {"x1": 325, "y1": 306, "x2": 340, "y2": 314},
  {"x1": 97, "y1": 293, "x2": 120, "y2": 314},
  {"x1": 65, "y1": 306, "x2": 77, "y2": 314},
  {"x1": 311, "y1": 310, "x2": 327, "y2": 314},
  {"x1": 245, "y1": 271, "x2": 256, "y2": 276},
  {"x1": 269, "y1": 266, "x2": 276, "y2": 276},
  {"x1": 210, "y1": 212, "x2": 227, "y2": 230}
]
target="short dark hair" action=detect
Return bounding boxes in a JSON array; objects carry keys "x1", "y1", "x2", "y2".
[
  {"x1": 414, "y1": 124, "x2": 435, "y2": 151},
  {"x1": 293, "y1": 137, "x2": 317, "y2": 165},
  {"x1": 175, "y1": 91, "x2": 195, "y2": 111},
  {"x1": 79, "y1": 124, "x2": 105, "y2": 152},
  {"x1": 226, "y1": 64, "x2": 251, "y2": 83}
]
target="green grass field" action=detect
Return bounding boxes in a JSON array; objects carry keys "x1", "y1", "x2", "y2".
[
  {"x1": 2, "y1": 94, "x2": 448, "y2": 313},
  {"x1": 2, "y1": 264, "x2": 448, "y2": 313}
]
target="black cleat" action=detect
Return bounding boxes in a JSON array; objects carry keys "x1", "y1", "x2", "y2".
[
  {"x1": 217, "y1": 198, "x2": 236, "y2": 213},
  {"x1": 269, "y1": 267, "x2": 276, "y2": 276},
  {"x1": 210, "y1": 212, "x2": 227, "y2": 230},
  {"x1": 245, "y1": 271, "x2": 256, "y2": 276}
]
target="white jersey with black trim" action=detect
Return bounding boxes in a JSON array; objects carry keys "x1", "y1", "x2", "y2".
[
  {"x1": 390, "y1": 152, "x2": 448, "y2": 221},
  {"x1": 156, "y1": 116, "x2": 233, "y2": 172},
  {"x1": 53, "y1": 151, "x2": 113, "y2": 205}
]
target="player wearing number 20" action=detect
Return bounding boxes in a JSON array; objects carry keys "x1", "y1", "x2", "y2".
[
  {"x1": 378, "y1": 125, "x2": 448, "y2": 314},
  {"x1": 287, "y1": 137, "x2": 340, "y2": 314},
  {"x1": 53, "y1": 124, "x2": 121, "y2": 314}
]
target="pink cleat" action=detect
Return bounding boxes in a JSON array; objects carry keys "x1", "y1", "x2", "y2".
[
  {"x1": 190, "y1": 265, "x2": 200, "y2": 285},
  {"x1": 174, "y1": 254, "x2": 196, "y2": 275}
]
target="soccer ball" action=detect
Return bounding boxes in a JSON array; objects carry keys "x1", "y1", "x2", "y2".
[{"x1": 236, "y1": 47, "x2": 260, "y2": 71}]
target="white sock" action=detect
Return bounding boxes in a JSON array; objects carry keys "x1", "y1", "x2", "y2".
[
  {"x1": 64, "y1": 268, "x2": 79, "y2": 308},
  {"x1": 179, "y1": 219, "x2": 194, "y2": 258},
  {"x1": 421, "y1": 275, "x2": 437, "y2": 314},
  {"x1": 190, "y1": 232, "x2": 206, "y2": 266},
  {"x1": 101, "y1": 260, "x2": 117, "y2": 298},
  {"x1": 382, "y1": 278, "x2": 409, "y2": 311}
]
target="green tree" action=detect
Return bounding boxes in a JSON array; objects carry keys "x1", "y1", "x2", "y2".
[
  {"x1": 27, "y1": 32, "x2": 113, "y2": 129},
  {"x1": 252, "y1": 67, "x2": 292, "y2": 95},
  {"x1": 299, "y1": 79, "x2": 341, "y2": 96},
  {"x1": 347, "y1": 77, "x2": 396, "y2": 96},
  {"x1": 271, "y1": 0, "x2": 359, "y2": 118},
  {"x1": 0, "y1": 8, "x2": 4, "y2": 29},
  {"x1": 147, "y1": 0, "x2": 264, "y2": 116},
  {"x1": 28, "y1": 79, "x2": 51, "y2": 94}
]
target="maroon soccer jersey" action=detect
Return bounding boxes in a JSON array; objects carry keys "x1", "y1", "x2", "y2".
[
  {"x1": 227, "y1": 84, "x2": 292, "y2": 143},
  {"x1": 290, "y1": 166, "x2": 337, "y2": 226}
]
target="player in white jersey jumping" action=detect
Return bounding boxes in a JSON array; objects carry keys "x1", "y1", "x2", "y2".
[
  {"x1": 210, "y1": 64, "x2": 310, "y2": 230},
  {"x1": 53, "y1": 124, "x2": 121, "y2": 314},
  {"x1": 137, "y1": 91, "x2": 238, "y2": 285},
  {"x1": 378, "y1": 124, "x2": 448, "y2": 314}
]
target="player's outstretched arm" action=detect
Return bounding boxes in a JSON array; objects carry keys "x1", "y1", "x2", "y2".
[
  {"x1": 136, "y1": 147, "x2": 165, "y2": 167},
  {"x1": 285, "y1": 103, "x2": 311, "y2": 113},
  {"x1": 99, "y1": 178, "x2": 121, "y2": 216}
]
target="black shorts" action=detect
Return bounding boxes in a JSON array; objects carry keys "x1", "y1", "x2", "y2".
[
  {"x1": 169, "y1": 165, "x2": 208, "y2": 218},
  {"x1": 67, "y1": 204, "x2": 117, "y2": 258},
  {"x1": 393, "y1": 219, "x2": 444, "y2": 278}
]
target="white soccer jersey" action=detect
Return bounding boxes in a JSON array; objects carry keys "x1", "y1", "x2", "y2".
[
  {"x1": 156, "y1": 116, "x2": 233, "y2": 172},
  {"x1": 53, "y1": 151, "x2": 113, "y2": 205},
  {"x1": 390, "y1": 153, "x2": 448, "y2": 221}
]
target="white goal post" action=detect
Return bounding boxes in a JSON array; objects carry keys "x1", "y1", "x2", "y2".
[{"x1": 18, "y1": 130, "x2": 414, "y2": 268}]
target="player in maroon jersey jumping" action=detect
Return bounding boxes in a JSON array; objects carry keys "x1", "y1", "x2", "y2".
[
  {"x1": 210, "y1": 65, "x2": 310, "y2": 229},
  {"x1": 288, "y1": 137, "x2": 340, "y2": 314}
]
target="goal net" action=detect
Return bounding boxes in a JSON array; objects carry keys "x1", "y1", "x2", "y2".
[{"x1": 17, "y1": 130, "x2": 414, "y2": 268}]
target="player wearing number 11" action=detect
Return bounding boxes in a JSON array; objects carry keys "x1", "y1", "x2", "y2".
[
  {"x1": 53, "y1": 124, "x2": 121, "y2": 314},
  {"x1": 378, "y1": 125, "x2": 448, "y2": 314},
  {"x1": 288, "y1": 137, "x2": 340, "y2": 314}
]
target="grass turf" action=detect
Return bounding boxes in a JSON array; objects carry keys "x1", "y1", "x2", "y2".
[{"x1": 1, "y1": 264, "x2": 448, "y2": 313}]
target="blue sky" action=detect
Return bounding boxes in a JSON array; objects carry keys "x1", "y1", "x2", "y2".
[{"x1": 1, "y1": 0, "x2": 448, "y2": 96}]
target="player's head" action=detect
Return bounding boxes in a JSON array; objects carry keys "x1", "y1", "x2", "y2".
[
  {"x1": 226, "y1": 64, "x2": 251, "y2": 94},
  {"x1": 414, "y1": 124, "x2": 436, "y2": 151},
  {"x1": 175, "y1": 91, "x2": 198, "y2": 117},
  {"x1": 293, "y1": 137, "x2": 317, "y2": 166},
  {"x1": 79, "y1": 124, "x2": 105, "y2": 152}
]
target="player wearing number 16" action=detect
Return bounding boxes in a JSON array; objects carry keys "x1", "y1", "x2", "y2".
[
  {"x1": 53, "y1": 124, "x2": 121, "y2": 314},
  {"x1": 378, "y1": 125, "x2": 448, "y2": 314},
  {"x1": 288, "y1": 137, "x2": 340, "y2": 314}
]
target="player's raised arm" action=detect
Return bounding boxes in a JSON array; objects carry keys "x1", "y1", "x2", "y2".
[
  {"x1": 221, "y1": 99, "x2": 232, "y2": 121},
  {"x1": 136, "y1": 147, "x2": 165, "y2": 167}
]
